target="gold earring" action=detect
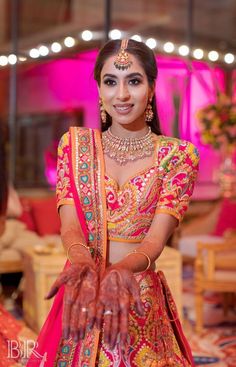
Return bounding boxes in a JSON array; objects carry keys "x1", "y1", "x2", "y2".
[
  {"x1": 99, "y1": 99, "x2": 107, "y2": 124},
  {"x1": 145, "y1": 99, "x2": 154, "y2": 122}
]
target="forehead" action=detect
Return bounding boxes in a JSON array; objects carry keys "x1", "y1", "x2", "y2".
[{"x1": 101, "y1": 53, "x2": 146, "y2": 77}]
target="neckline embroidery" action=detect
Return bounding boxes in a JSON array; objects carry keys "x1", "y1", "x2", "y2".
[
  {"x1": 104, "y1": 137, "x2": 162, "y2": 191},
  {"x1": 105, "y1": 164, "x2": 157, "y2": 191}
]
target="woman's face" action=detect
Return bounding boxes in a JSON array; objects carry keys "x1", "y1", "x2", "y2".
[{"x1": 99, "y1": 53, "x2": 153, "y2": 128}]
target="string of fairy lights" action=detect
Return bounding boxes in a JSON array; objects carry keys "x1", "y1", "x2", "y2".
[{"x1": 0, "y1": 28, "x2": 235, "y2": 67}]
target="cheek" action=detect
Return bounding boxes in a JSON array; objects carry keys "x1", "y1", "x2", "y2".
[
  {"x1": 133, "y1": 89, "x2": 149, "y2": 106},
  {"x1": 132, "y1": 87, "x2": 149, "y2": 99},
  {"x1": 100, "y1": 88, "x2": 115, "y2": 106}
]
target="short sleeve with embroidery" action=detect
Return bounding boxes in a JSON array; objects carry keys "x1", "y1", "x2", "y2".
[
  {"x1": 155, "y1": 138, "x2": 200, "y2": 222},
  {"x1": 56, "y1": 131, "x2": 74, "y2": 209}
]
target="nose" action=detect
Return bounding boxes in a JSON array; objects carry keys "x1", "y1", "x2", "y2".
[{"x1": 117, "y1": 82, "x2": 130, "y2": 100}]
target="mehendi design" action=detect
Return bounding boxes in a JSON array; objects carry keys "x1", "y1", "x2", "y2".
[{"x1": 96, "y1": 270, "x2": 191, "y2": 366}]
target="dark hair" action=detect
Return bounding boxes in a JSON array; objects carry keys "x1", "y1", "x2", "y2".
[
  {"x1": 94, "y1": 39, "x2": 162, "y2": 135},
  {"x1": 0, "y1": 123, "x2": 8, "y2": 215}
]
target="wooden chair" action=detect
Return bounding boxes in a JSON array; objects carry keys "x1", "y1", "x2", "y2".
[
  {"x1": 179, "y1": 198, "x2": 236, "y2": 265},
  {"x1": 194, "y1": 238, "x2": 236, "y2": 333}
]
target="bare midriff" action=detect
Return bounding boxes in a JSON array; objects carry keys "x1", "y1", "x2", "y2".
[{"x1": 108, "y1": 239, "x2": 156, "y2": 271}]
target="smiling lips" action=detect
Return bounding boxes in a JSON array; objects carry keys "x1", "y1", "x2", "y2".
[{"x1": 113, "y1": 104, "x2": 134, "y2": 114}]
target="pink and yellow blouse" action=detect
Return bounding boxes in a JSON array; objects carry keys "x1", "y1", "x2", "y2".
[{"x1": 56, "y1": 132, "x2": 199, "y2": 243}]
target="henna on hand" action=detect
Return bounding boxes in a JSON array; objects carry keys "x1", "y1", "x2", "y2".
[
  {"x1": 96, "y1": 267, "x2": 144, "y2": 350},
  {"x1": 45, "y1": 261, "x2": 98, "y2": 341}
]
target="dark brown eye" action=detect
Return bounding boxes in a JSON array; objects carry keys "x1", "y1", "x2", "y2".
[
  {"x1": 129, "y1": 78, "x2": 141, "y2": 85},
  {"x1": 103, "y1": 79, "x2": 116, "y2": 86}
]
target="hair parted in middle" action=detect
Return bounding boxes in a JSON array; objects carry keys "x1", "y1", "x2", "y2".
[{"x1": 94, "y1": 39, "x2": 162, "y2": 135}]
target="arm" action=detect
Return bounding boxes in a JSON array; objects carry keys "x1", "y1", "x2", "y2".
[
  {"x1": 59, "y1": 205, "x2": 94, "y2": 265},
  {"x1": 46, "y1": 205, "x2": 98, "y2": 341},
  {"x1": 112, "y1": 213, "x2": 178, "y2": 273}
]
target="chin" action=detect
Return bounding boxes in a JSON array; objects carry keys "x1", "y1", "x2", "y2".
[
  {"x1": 112, "y1": 115, "x2": 143, "y2": 127},
  {"x1": 117, "y1": 120, "x2": 135, "y2": 126}
]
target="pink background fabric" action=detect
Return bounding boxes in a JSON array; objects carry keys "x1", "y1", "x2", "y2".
[{"x1": 17, "y1": 50, "x2": 234, "y2": 199}]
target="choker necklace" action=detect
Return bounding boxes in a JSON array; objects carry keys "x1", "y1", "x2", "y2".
[{"x1": 102, "y1": 127, "x2": 154, "y2": 165}]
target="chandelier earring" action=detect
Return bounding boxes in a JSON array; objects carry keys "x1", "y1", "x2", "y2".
[
  {"x1": 145, "y1": 98, "x2": 154, "y2": 122},
  {"x1": 99, "y1": 99, "x2": 107, "y2": 124}
]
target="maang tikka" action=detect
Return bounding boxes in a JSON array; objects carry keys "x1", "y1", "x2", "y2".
[{"x1": 114, "y1": 39, "x2": 132, "y2": 70}]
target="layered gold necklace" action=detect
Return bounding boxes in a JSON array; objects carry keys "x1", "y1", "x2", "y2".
[{"x1": 102, "y1": 127, "x2": 154, "y2": 165}]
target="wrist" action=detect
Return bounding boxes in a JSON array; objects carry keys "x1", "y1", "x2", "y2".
[
  {"x1": 109, "y1": 259, "x2": 135, "y2": 274},
  {"x1": 128, "y1": 250, "x2": 151, "y2": 272},
  {"x1": 70, "y1": 252, "x2": 95, "y2": 266},
  {"x1": 112, "y1": 250, "x2": 151, "y2": 274},
  {"x1": 66, "y1": 243, "x2": 94, "y2": 265},
  {"x1": 66, "y1": 242, "x2": 91, "y2": 263}
]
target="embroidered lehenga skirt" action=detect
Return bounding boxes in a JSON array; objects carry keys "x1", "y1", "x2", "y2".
[
  {"x1": 95, "y1": 270, "x2": 193, "y2": 367},
  {"x1": 26, "y1": 270, "x2": 193, "y2": 366}
]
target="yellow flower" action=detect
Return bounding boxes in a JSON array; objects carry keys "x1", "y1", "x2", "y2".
[{"x1": 197, "y1": 94, "x2": 236, "y2": 149}]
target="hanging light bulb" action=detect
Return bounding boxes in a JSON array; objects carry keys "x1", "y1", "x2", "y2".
[
  {"x1": 208, "y1": 51, "x2": 219, "y2": 61},
  {"x1": 178, "y1": 45, "x2": 189, "y2": 56},
  {"x1": 64, "y1": 37, "x2": 75, "y2": 48},
  {"x1": 163, "y1": 42, "x2": 175, "y2": 53},
  {"x1": 81, "y1": 30, "x2": 93, "y2": 41},
  {"x1": 38, "y1": 45, "x2": 49, "y2": 56},
  {"x1": 109, "y1": 29, "x2": 121, "y2": 40},
  {"x1": 8, "y1": 54, "x2": 17, "y2": 64},
  {"x1": 131, "y1": 35, "x2": 142, "y2": 42},
  {"x1": 193, "y1": 48, "x2": 204, "y2": 59},
  {"x1": 224, "y1": 53, "x2": 235, "y2": 64},
  {"x1": 146, "y1": 38, "x2": 157, "y2": 49},
  {"x1": 51, "y1": 42, "x2": 62, "y2": 53},
  {"x1": 0, "y1": 55, "x2": 8, "y2": 66}
]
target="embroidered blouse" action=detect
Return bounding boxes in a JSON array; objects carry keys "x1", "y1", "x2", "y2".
[{"x1": 56, "y1": 132, "x2": 200, "y2": 243}]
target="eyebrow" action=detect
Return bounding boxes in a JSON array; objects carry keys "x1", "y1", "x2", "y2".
[{"x1": 102, "y1": 72, "x2": 144, "y2": 79}]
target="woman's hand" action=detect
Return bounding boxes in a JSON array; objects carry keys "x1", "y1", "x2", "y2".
[
  {"x1": 45, "y1": 258, "x2": 98, "y2": 342},
  {"x1": 96, "y1": 266, "x2": 144, "y2": 350}
]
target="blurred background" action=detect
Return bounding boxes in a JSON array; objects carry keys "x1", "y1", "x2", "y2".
[
  {"x1": 0, "y1": 0, "x2": 235, "y2": 191},
  {"x1": 0, "y1": 2, "x2": 236, "y2": 366}
]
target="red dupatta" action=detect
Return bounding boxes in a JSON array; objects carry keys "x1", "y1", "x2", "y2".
[
  {"x1": 66, "y1": 126, "x2": 108, "y2": 366},
  {"x1": 26, "y1": 127, "x2": 107, "y2": 367}
]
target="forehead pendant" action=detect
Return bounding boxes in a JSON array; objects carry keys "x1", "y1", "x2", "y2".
[{"x1": 114, "y1": 39, "x2": 132, "y2": 70}]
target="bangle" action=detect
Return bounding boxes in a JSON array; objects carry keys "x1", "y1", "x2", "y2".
[
  {"x1": 67, "y1": 242, "x2": 91, "y2": 264},
  {"x1": 126, "y1": 250, "x2": 151, "y2": 272}
]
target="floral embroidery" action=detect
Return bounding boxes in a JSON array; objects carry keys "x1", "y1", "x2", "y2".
[
  {"x1": 156, "y1": 138, "x2": 199, "y2": 222},
  {"x1": 56, "y1": 132, "x2": 74, "y2": 208},
  {"x1": 106, "y1": 168, "x2": 158, "y2": 242},
  {"x1": 106, "y1": 137, "x2": 200, "y2": 241}
]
